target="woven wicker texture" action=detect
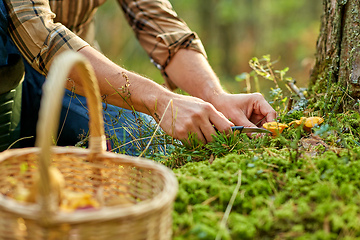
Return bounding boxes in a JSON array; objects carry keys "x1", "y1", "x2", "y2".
[{"x1": 0, "y1": 51, "x2": 178, "y2": 240}]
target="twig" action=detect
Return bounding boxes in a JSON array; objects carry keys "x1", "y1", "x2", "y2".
[
  {"x1": 286, "y1": 97, "x2": 293, "y2": 112},
  {"x1": 245, "y1": 73, "x2": 251, "y2": 93},
  {"x1": 266, "y1": 62, "x2": 279, "y2": 89},
  {"x1": 138, "y1": 99, "x2": 173, "y2": 158},
  {"x1": 287, "y1": 80, "x2": 305, "y2": 99},
  {"x1": 56, "y1": 87, "x2": 75, "y2": 145},
  {"x1": 7, "y1": 136, "x2": 34, "y2": 149},
  {"x1": 215, "y1": 170, "x2": 242, "y2": 240},
  {"x1": 201, "y1": 195, "x2": 218, "y2": 206}
]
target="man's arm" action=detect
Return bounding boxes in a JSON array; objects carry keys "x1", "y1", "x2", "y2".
[
  {"x1": 5, "y1": 0, "x2": 233, "y2": 143},
  {"x1": 73, "y1": 46, "x2": 234, "y2": 143},
  {"x1": 117, "y1": 0, "x2": 276, "y2": 130},
  {"x1": 165, "y1": 49, "x2": 277, "y2": 128}
]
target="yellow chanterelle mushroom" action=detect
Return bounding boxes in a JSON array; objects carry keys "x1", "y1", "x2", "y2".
[
  {"x1": 303, "y1": 117, "x2": 324, "y2": 131},
  {"x1": 289, "y1": 117, "x2": 324, "y2": 132},
  {"x1": 263, "y1": 122, "x2": 289, "y2": 136},
  {"x1": 288, "y1": 117, "x2": 307, "y2": 128}
]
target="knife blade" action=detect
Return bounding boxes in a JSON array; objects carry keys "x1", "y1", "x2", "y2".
[
  {"x1": 231, "y1": 126, "x2": 272, "y2": 134},
  {"x1": 214, "y1": 126, "x2": 272, "y2": 134}
]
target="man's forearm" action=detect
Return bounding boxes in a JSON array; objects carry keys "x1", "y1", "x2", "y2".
[
  {"x1": 67, "y1": 46, "x2": 174, "y2": 118},
  {"x1": 164, "y1": 49, "x2": 226, "y2": 103}
]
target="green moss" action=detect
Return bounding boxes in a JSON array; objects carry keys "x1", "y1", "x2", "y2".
[
  {"x1": 171, "y1": 122, "x2": 360, "y2": 239},
  {"x1": 142, "y1": 47, "x2": 360, "y2": 239}
]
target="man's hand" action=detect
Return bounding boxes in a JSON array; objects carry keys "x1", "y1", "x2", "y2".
[
  {"x1": 210, "y1": 92, "x2": 277, "y2": 128},
  {"x1": 156, "y1": 94, "x2": 234, "y2": 144},
  {"x1": 164, "y1": 49, "x2": 277, "y2": 136}
]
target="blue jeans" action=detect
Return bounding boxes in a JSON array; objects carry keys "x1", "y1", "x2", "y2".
[{"x1": 1, "y1": 0, "x2": 165, "y2": 156}]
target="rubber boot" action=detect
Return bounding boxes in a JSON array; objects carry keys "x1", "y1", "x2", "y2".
[{"x1": 0, "y1": 54, "x2": 24, "y2": 151}]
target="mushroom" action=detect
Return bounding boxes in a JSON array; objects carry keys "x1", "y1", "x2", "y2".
[
  {"x1": 263, "y1": 122, "x2": 289, "y2": 136},
  {"x1": 288, "y1": 117, "x2": 307, "y2": 128},
  {"x1": 289, "y1": 117, "x2": 324, "y2": 132},
  {"x1": 303, "y1": 117, "x2": 324, "y2": 132}
]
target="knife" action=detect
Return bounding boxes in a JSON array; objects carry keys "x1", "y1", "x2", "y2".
[
  {"x1": 214, "y1": 126, "x2": 272, "y2": 134},
  {"x1": 231, "y1": 126, "x2": 272, "y2": 134}
]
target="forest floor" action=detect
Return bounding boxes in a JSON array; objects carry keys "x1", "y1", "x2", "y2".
[{"x1": 143, "y1": 60, "x2": 360, "y2": 239}]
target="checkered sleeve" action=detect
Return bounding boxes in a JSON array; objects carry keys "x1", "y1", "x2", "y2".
[
  {"x1": 118, "y1": 0, "x2": 207, "y2": 90},
  {"x1": 4, "y1": 0, "x2": 88, "y2": 75}
]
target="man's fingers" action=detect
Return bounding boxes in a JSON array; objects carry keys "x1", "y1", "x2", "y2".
[
  {"x1": 238, "y1": 118, "x2": 262, "y2": 138},
  {"x1": 250, "y1": 114, "x2": 265, "y2": 127},
  {"x1": 250, "y1": 93, "x2": 277, "y2": 123},
  {"x1": 241, "y1": 118, "x2": 258, "y2": 129},
  {"x1": 200, "y1": 124, "x2": 215, "y2": 143},
  {"x1": 259, "y1": 99, "x2": 277, "y2": 122},
  {"x1": 179, "y1": 129, "x2": 206, "y2": 145},
  {"x1": 202, "y1": 110, "x2": 234, "y2": 142},
  {"x1": 210, "y1": 111, "x2": 234, "y2": 134},
  {"x1": 193, "y1": 131, "x2": 207, "y2": 144},
  {"x1": 266, "y1": 111, "x2": 278, "y2": 122}
]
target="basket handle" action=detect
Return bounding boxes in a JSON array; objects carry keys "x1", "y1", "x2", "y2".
[{"x1": 35, "y1": 51, "x2": 106, "y2": 223}]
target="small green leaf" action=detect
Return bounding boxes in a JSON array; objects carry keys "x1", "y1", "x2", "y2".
[
  {"x1": 262, "y1": 55, "x2": 271, "y2": 62},
  {"x1": 281, "y1": 97, "x2": 288, "y2": 103}
]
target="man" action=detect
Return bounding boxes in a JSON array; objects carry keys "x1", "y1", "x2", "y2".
[
  {"x1": 0, "y1": 1, "x2": 23, "y2": 151},
  {"x1": 2, "y1": 0, "x2": 276, "y2": 154}
]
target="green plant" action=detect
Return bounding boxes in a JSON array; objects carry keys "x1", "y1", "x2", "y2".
[{"x1": 237, "y1": 55, "x2": 310, "y2": 120}]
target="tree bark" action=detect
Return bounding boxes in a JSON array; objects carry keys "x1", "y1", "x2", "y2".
[{"x1": 310, "y1": 0, "x2": 360, "y2": 101}]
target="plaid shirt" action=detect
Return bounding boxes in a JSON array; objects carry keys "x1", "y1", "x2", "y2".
[{"x1": 4, "y1": 0, "x2": 206, "y2": 89}]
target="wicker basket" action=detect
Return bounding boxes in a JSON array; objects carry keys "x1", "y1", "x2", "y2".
[{"x1": 0, "y1": 51, "x2": 178, "y2": 240}]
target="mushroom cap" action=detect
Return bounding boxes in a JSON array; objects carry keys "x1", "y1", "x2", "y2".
[
  {"x1": 263, "y1": 122, "x2": 288, "y2": 136},
  {"x1": 304, "y1": 117, "x2": 324, "y2": 128}
]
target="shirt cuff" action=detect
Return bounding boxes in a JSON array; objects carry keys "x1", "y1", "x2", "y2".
[{"x1": 153, "y1": 31, "x2": 207, "y2": 91}]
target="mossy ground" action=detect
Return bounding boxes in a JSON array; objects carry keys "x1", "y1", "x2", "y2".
[
  {"x1": 146, "y1": 84, "x2": 360, "y2": 239},
  {"x1": 99, "y1": 55, "x2": 360, "y2": 239},
  {"x1": 166, "y1": 109, "x2": 360, "y2": 240}
]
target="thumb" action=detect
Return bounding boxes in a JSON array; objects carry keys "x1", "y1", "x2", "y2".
[{"x1": 266, "y1": 112, "x2": 278, "y2": 123}]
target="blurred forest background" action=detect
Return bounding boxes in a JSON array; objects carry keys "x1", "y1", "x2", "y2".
[{"x1": 95, "y1": 0, "x2": 322, "y2": 98}]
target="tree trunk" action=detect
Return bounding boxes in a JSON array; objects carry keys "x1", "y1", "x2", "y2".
[{"x1": 310, "y1": 0, "x2": 360, "y2": 104}]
